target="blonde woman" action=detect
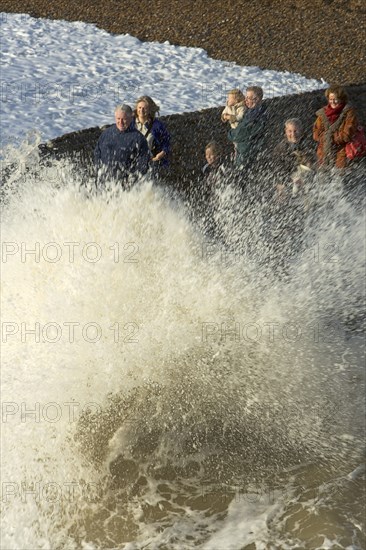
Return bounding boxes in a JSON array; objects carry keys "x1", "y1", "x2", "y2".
[{"x1": 133, "y1": 95, "x2": 171, "y2": 172}]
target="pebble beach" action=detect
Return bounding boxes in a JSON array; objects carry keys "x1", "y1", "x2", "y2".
[{"x1": 1, "y1": 0, "x2": 365, "y2": 85}]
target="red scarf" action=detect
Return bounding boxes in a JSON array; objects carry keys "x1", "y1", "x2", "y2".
[{"x1": 324, "y1": 102, "x2": 345, "y2": 124}]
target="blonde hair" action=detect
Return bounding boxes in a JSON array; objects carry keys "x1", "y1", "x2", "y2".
[
  {"x1": 228, "y1": 88, "x2": 245, "y2": 103},
  {"x1": 134, "y1": 95, "x2": 160, "y2": 119}
]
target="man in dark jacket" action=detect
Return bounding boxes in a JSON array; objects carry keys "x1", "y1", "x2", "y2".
[
  {"x1": 94, "y1": 104, "x2": 150, "y2": 187},
  {"x1": 227, "y1": 86, "x2": 267, "y2": 170}
]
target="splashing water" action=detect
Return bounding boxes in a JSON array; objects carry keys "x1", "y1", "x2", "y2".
[{"x1": 1, "y1": 140, "x2": 365, "y2": 549}]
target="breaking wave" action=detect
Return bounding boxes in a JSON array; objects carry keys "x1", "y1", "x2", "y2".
[{"x1": 1, "y1": 137, "x2": 365, "y2": 549}]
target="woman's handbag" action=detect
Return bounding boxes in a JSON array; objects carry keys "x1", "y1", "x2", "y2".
[{"x1": 345, "y1": 125, "x2": 366, "y2": 160}]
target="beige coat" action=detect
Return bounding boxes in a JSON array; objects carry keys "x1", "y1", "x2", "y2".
[{"x1": 221, "y1": 102, "x2": 246, "y2": 129}]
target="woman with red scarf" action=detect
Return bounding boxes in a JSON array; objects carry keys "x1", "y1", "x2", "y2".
[{"x1": 313, "y1": 86, "x2": 358, "y2": 168}]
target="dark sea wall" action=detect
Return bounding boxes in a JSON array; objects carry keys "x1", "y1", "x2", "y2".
[{"x1": 39, "y1": 84, "x2": 366, "y2": 192}]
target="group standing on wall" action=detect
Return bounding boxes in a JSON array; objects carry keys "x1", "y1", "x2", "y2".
[
  {"x1": 94, "y1": 85, "x2": 365, "y2": 198},
  {"x1": 204, "y1": 84, "x2": 365, "y2": 205}
]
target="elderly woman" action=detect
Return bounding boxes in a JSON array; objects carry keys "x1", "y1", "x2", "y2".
[
  {"x1": 273, "y1": 118, "x2": 315, "y2": 200},
  {"x1": 133, "y1": 95, "x2": 171, "y2": 172},
  {"x1": 313, "y1": 86, "x2": 358, "y2": 169}
]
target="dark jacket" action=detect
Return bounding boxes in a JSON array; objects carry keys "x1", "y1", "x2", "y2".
[
  {"x1": 94, "y1": 124, "x2": 150, "y2": 183},
  {"x1": 272, "y1": 136, "x2": 316, "y2": 185},
  {"x1": 202, "y1": 161, "x2": 227, "y2": 184},
  {"x1": 135, "y1": 118, "x2": 171, "y2": 168},
  {"x1": 227, "y1": 104, "x2": 267, "y2": 168}
]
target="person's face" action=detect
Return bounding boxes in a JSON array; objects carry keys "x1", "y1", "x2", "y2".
[
  {"x1": 227, "y1": 94, "x2": 237, "y2": 107},
  {"x1": 285, "y1": 123, "x2": 301, "y2": 143},
  {"x1": 328, "y1": 93, "x2": 340, "y2": 108},
  {"x1": 136, "y1": 101, "x2": 149, "y2": 121},
  {"x1": 115, "y1": 110, "x2": 132, "y2": 131},
  {"x1": 245, "y1": 91, "x2": 260, "y2": 109},
  {"x1": 205, "y1": 148, "x2": 218, "y2": 165}
]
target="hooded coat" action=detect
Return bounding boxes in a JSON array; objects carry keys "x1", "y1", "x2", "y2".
[{"x1": 313, "y1": 104, "x2": 358, "y2": 168}]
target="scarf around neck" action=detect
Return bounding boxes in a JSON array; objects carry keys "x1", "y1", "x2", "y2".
[{"x1": 324, "y1": 102, "x2": 346, "y2": 124}]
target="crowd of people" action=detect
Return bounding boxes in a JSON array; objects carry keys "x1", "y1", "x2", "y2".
[
  {"x1": 204, "y1": 85, "x2": 364, "y2": 204},
  {"x1": 92, "y1": 85, "x2": 364, "y2": 273},
  {"x1": 94, "y1": 85, "x2": 364, "y2": 201}
]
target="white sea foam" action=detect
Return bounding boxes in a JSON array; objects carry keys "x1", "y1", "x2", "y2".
[
  {"x1": 1, "y1": 148, "x2": 364, "y2": 548},
  {"x1": 0, "y1": 13, "x2": 324, "y2": 148},
  {"x1": 0, "y1": 12, "x2": 364, "y2": 549}
]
